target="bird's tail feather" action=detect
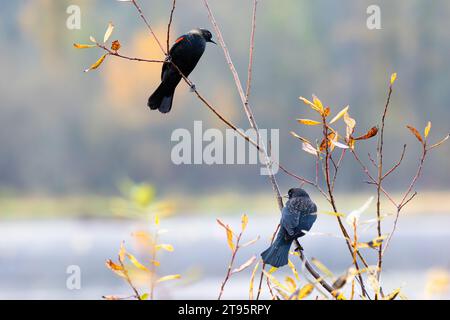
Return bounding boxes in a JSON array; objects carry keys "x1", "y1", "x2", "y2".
[
  {"x1": 148, "y1": 81, "x2": 175, "y2": 113},
  {"x1": 261, "y1": 233, "x2": 292, "y2": 268}
]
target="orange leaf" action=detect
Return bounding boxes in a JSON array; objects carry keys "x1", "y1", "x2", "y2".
[
  {"x1": 319, "y1": 132, "x2": 336, "y2": 152},
  {"x1": 406, "y1": 125, "x2": 423, "y2": 143},
  {"x1": 111, "y1": 40, "x2": 121, "y2": 52},
  {"x1": 354, "y1": 126, "x2": 379, "y2": 140}
]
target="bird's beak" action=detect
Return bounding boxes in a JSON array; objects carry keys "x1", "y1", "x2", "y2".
[
  {"x1": 209, "y1": 39, "x2": 217, "y2": 45},
  {"x1": 282, "y1": 194, "x2": 289, "y2": 199}
]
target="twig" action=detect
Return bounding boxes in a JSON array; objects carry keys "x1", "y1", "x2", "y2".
[
  {"x1": 245, "y1": 0, "x2": 258, "y2": 104},
  {"x1": 166, "y1": 0, "x2": 177, "y2": 53},
  {"x1": 97, "y1": 44, "x2": 164, "y2": 63},
  {"x1": 218, "y1": 230, "x2": 243, "y2": 300},
  {"x1": 321, "y1": 114, "x2": 368, "y2": 297},
  {"x1": 130, "y1": 0, "x2": 167, "y2": 55},
  {"x1": 296, "y1": 242, "x2": 342, "y2": 299},
  {"x1": 382, "y1": 144, "x2": 407, "y2": 180},
  {"x1": 383, "y1": 146, "x2": 427, "y2": 255},
  {"x1": 375, "y1": 83, "x2": 394, "y2": 284},
  {"x1": 119, "y1": 258, "x2": 141, "y2": 300}
]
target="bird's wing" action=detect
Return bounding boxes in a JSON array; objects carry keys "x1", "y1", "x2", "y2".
[
  {"x1": 298, "y1": 200, "x2": 318, "y2": 233},
  {"x1": 161, "y1": 35, "x2": 187, "y2": 81},
  {"x1": 281, "y1": 206, "x2": 299, "y2": 237}
]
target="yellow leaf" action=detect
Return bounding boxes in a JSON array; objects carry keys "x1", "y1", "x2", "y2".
[
  {"x1": 126, "y1": 253, "x2": 149, "y2": 271},
  {"x1": 312, "y1": 95, "x2": 324, "y2": 114},
  {"x1": 84, "y1": 54, "x2": 108, "y2": 73},
  {"x1": 390, "y1": 73, "x2": 397, "y2": 85},
  {"x1": 357, "y1": 235, "x2": 387, "y2": 249},
  {"x1": 157, "y1": 274, "x2": 181, "y2": 283},
  {"x1": 73, "y1": 43, "x2": 96, "y2": 49},
  {"x1": 226, "y1": 227, "x2": 235, "y2": 251},
  {"x1": 336, "y1": 293, "x2": 346, "y2": 300},
  {"x1": 155, "y1": 214, "x2": 160, "y2": 226},
  {"x1": 424, "y1": 121, "x2": 432, "y2": 138},
  {"x1": 299, "y1": 96, "x2": 316, "y2": 109},
  {"x1": 285, "y1": 276, "x2": 297, "y2": 292},
  {"x1": 268, "y1": 266, "x2": 278, "y2": 274},
  {"x1": 407, "y1": 125, "x2": 423, "y2": 143},
  {"x1": 311, "y1": 258, "x2": 334, "y2": 278},
  {"x1": 298, "y1": 283, "x2": 314, "y2": 299},
  {"x1": 118, "y1": 241, "x2": 126, "y2": 263},
  {"x1": 217, "y1": 219, "x2": 235, "y2": 251},
  {"x1": 249, "y1": 260, "x2": 260, "y2": 300},
  {"x1": 288, "y1": 259, "x2": 300, "y2": 281},
  {"x1": 241, "y1": 214, "x2": 249, "y2": 231},
  {"x1": 384, "y1": 288, "x2": 401, "y2": 300},
  {"x1": 262, "y1": 270, "x2": 289, "y2": 292},
  {"x1": 297, "y1": 119, "x2": 321, "y2": 126},
  {"x1": 155, "y1": 244, "x2": 174, "y2": 252},
  {"x1": 151, "y1": 260, "x2": 160, "y2": 267},
  {"x1": 140, "y1": 293, "x2": 149, "y2": 300},
  {"x1": 104, "y1": 22, "x2": 115, "y2": 43},
  {"x1": 320, "y1": 211, "x2": 345, "y2": 217},
  {"x1": 329, "y1": 106, "x2": 349, "y2": 124}
]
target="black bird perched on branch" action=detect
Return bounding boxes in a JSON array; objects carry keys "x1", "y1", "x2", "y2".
[
  {"x1": 261, "y1": 188, "x2": 317, "y2": 267},
  {"x1": 148, "y1": 28, "x2": 216, "y2": 113}
]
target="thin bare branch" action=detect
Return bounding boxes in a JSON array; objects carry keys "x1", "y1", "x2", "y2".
[
  {"x1": 131, "y1": 0, "x2": 167, "y2": 55},
  {"x1": 166, "y1": 0, "x2": 177, "y2": 53},
  {"x1": 382, "y1": 144, "x2": 407, "y2": 180},
  {"x1": 374, "y1": 82, "x2": 394, "y2": 287},
  {"x1": 245, "y1": 0, "x2": 258, "y2": 103}
]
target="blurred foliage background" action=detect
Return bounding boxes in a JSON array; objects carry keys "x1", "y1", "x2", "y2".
[{"x1": 1, "y1": 0, "x2": 449, "y2": 200}]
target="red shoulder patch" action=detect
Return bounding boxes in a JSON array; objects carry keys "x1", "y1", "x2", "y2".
[{"x1": 175, "y1": 36, "x2": 185, "y2": 44}]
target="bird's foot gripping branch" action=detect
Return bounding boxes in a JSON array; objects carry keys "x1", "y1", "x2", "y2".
[{"x1": 74, "y1": 0, "x2": 449, "y2": 300}]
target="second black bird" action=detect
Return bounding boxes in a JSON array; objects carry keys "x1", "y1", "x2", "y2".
[
  {"x1": 261, "y1": 188, "x2": 318, "y2": 268},
  {"x1": 148, "y1": 28, "x2": 216, "y2": 113}
]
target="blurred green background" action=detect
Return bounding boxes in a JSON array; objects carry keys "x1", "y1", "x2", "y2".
[{"x1": 1, "y1": 0, "x2": 450, "y2": 215}]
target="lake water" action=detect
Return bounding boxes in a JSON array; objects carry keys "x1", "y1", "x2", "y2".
[{"x1": 0, "y1": 214, "x2": 449, "y2": 299}]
